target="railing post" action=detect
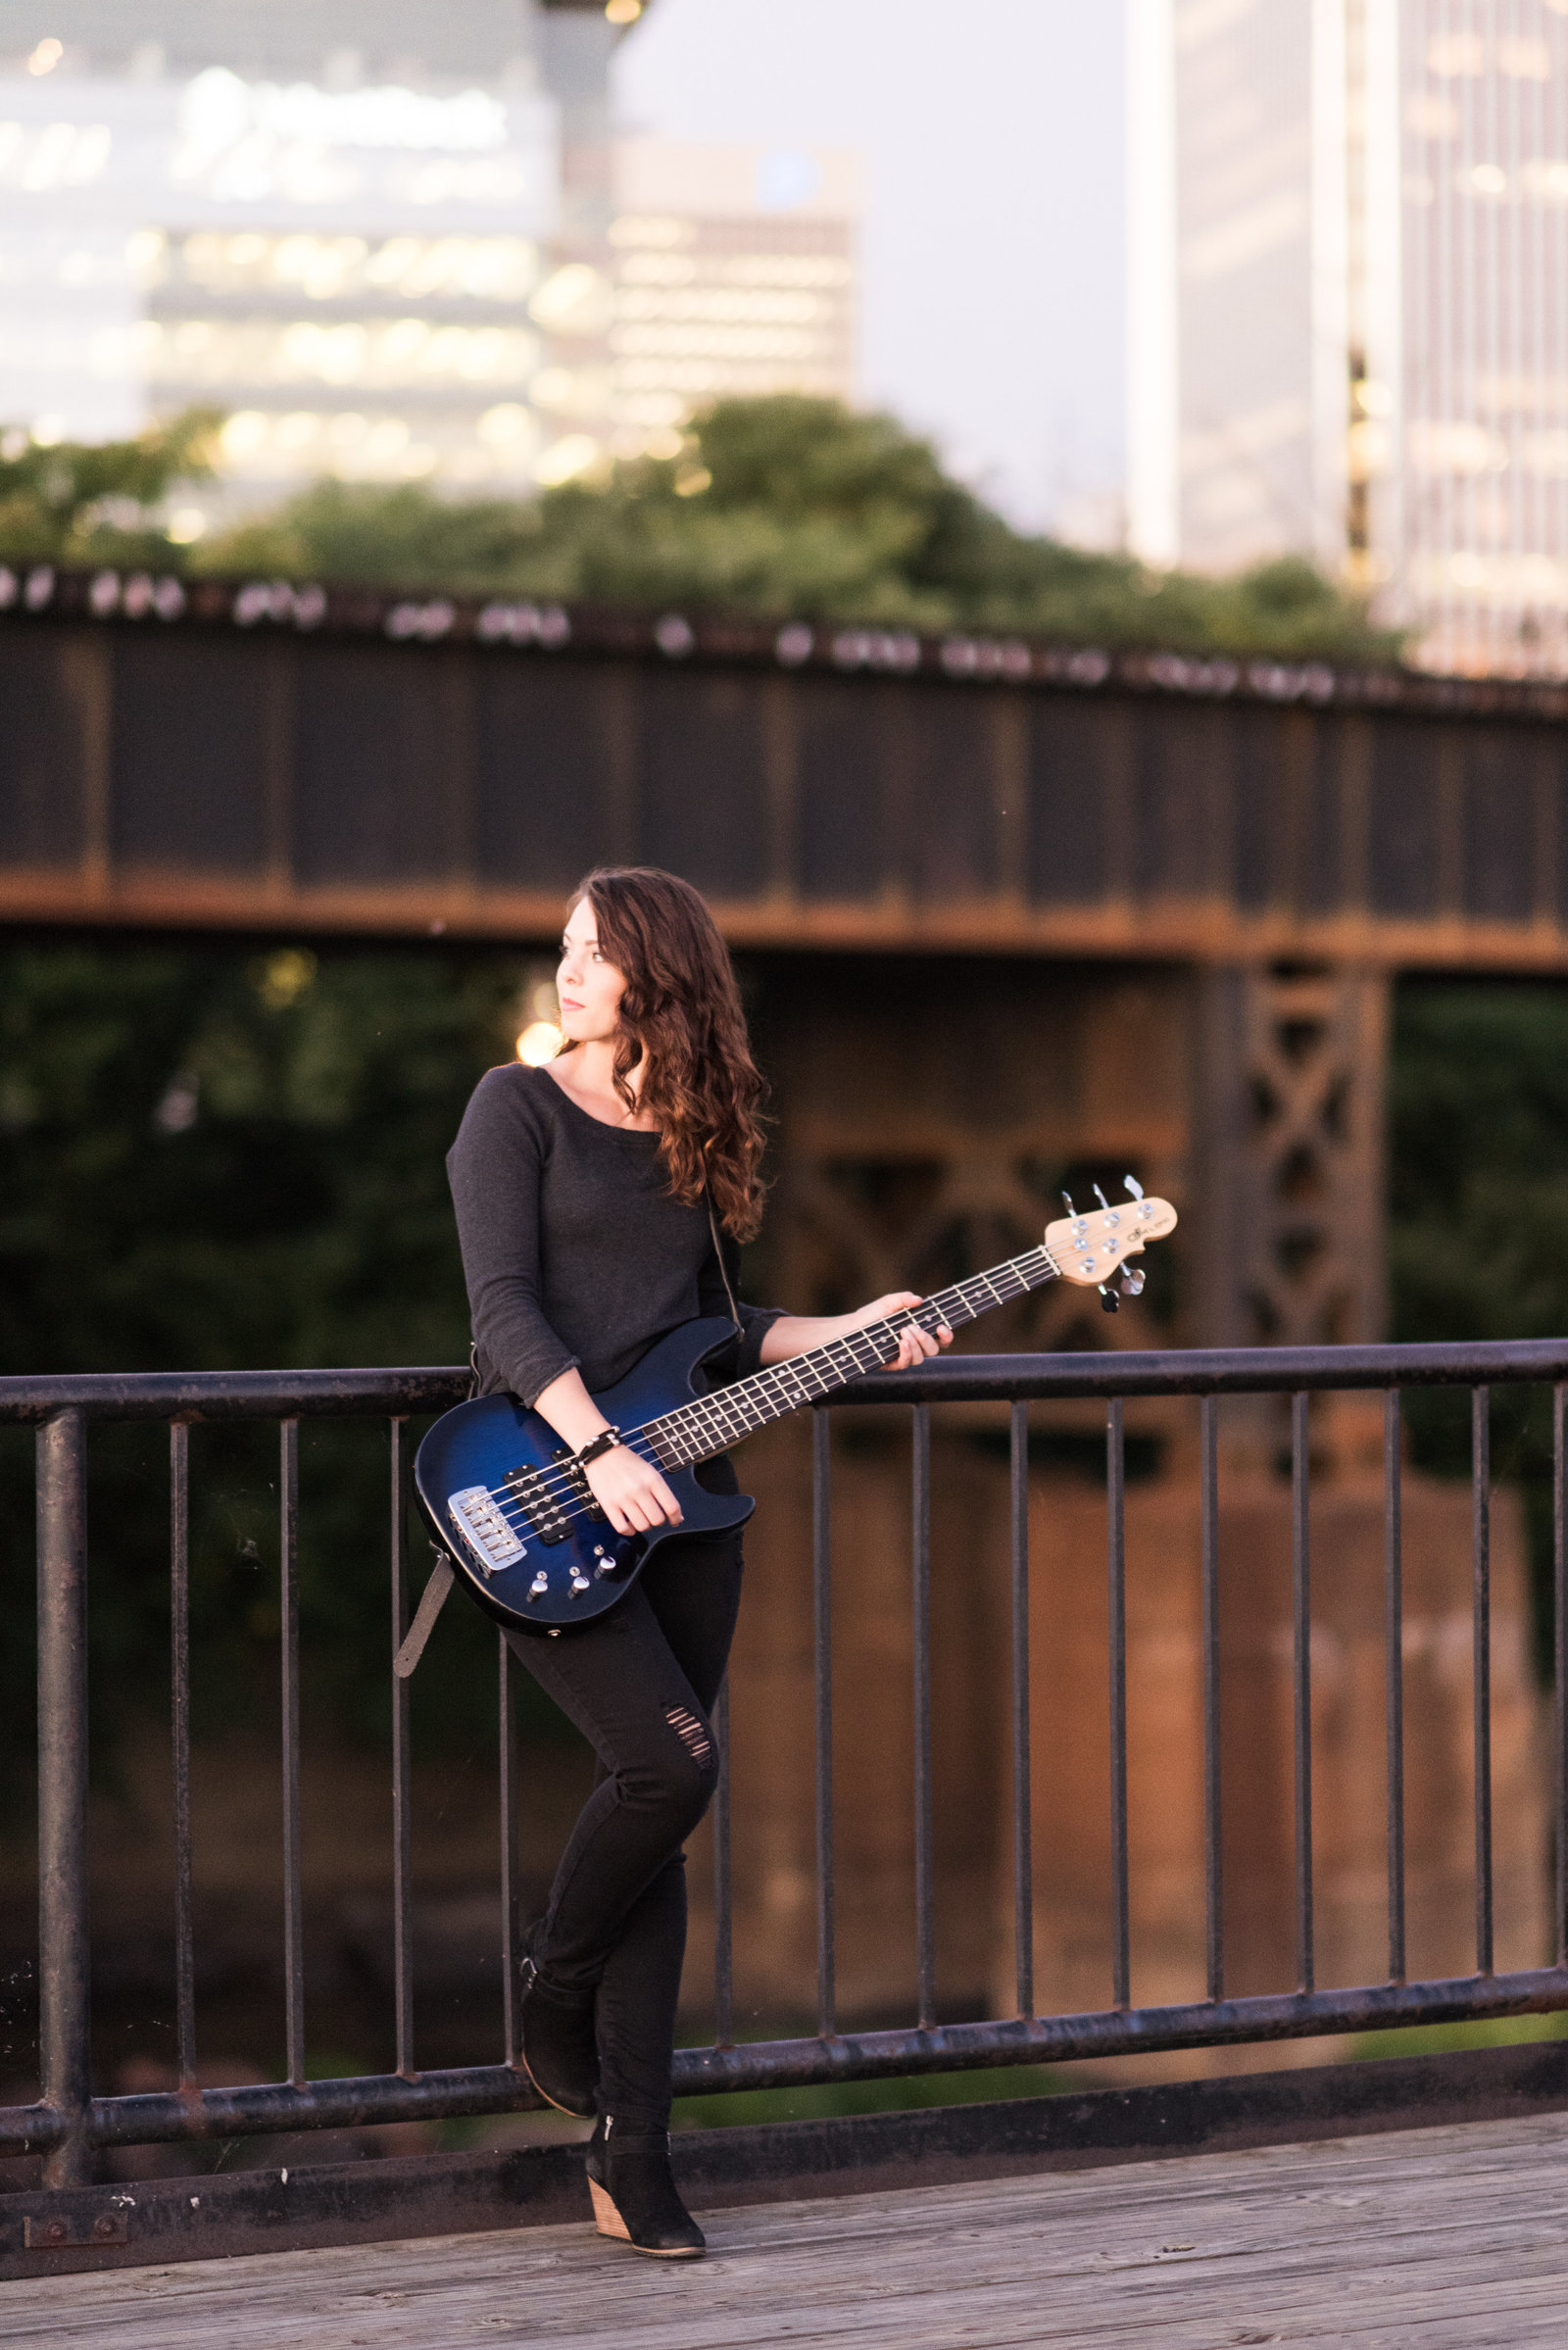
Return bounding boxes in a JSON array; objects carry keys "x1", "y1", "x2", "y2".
[
  {"x1": 36, "y1": 1408, "x2": 93, "y2": 2189},
  {"x1": 1008, "y1": 1400, "x2": 1034, "y2": 2020},
  {"x1": 499, "y1": 1626, "x2": 520, "y2": 2070},
  {"x1": 712, "y1": 1676, "x2": 734, "y2": 2048},
  {"x1": 1472, "y1": 1386, "x2": 1494, "y2": 1977},
  {"x1": 279, "y1": 1418, "x2": 305, "y2": 2088},
  {"x1": 1555, "y1": 1383, "x2": 1567, "y2": 1970},
  {"x1": 911, "y1": 1402, "x2": 935, "y2": 2031},
  {"x1": 1200, "y1": 1395, "x2": 1223, "y2": 2003},
  {"x1": 390, "y1": 1420, "x2": 416, "y2": 2080},
  {"x1": 1106, "y1": 1398, "x2": 1130, "y2": 2011},
  {"x1": 1384, "y1": 1390, "x2": 1406, "y2": 1986},
  {"x1": 171, "y1": 1420, "x2": 197, "y2": 2087},
  {"x1": 1292, "y1": 1392, "x2": 1314, "y2": 1995},
  {"x1": 811, "y1": 1406, "x2": 836, "y2": 2039}
]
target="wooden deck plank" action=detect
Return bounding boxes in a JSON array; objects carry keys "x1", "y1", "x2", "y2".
[{"x1": 7, "y1": 2116, "x2": 1568, "y2": 2347}]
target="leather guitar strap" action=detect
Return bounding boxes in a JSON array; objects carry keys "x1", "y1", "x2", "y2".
[
  {"x1": 394, "y1": 1548, "x2": 456, "y2": 1680},
  {"x1": 708, "y1": 1194, "x2": 743, "y2": 1339}
]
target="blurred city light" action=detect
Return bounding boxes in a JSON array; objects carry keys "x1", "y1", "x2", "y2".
[
  {"x1": 0, "y1": 9, "x2": 859, "y2": 509},
  {"x1": 516, "y1": 1020, "x2": 564, "y2": 1065}
]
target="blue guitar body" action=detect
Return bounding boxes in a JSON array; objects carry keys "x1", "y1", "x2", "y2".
[
  {"x1": 413, "y1": 1318, "x2": 753, "y2": 1636},
  {"x1": 416, "y1": 1189, "x2": 1179, "y2": 1639}
]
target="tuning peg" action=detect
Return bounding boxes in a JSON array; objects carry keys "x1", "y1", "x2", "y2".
[
  {"x1": 1061, "y1": 1191, "x2": 1077, "y2": 1217},
  {"x1": 1098, "y1": 1284, "x2": 1120, "y2": 1314},
  {"x1": 1119, "y1": 1265, "x2": 1146, "y2": 1297},
  {"x1": 1124, "y1": 1174, "x2": 1145, "y2": 1200},
  {"x1": 1093, "y1": 1184, "x2": 1112, "y2": 1211}
]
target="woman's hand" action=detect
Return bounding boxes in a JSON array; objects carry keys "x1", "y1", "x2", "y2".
[
  {"x1": 849, "y1": 1292, "x2": 953, "y2": 1370},
  {"x1": 583, "y1": 1442, "x2": 684, "y2": 1537},
  {"x1": 530, "y1": 1369, "x2": 683, "y2": 1536}
]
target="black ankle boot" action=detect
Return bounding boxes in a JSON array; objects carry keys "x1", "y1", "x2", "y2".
[
  {"x1": 586, "y1": 2115, "x2": 705, "y2": 2258},
  {"x1": 518, "y1": 1924, "x2": 598, "y2": 2119}
]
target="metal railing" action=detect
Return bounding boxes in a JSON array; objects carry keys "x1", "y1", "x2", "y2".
[{"x1": 4, "y1": 1338, "x2": 1568, "y2": 2193}]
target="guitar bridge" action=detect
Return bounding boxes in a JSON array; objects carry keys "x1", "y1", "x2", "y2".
[
  {"x1": 504, "y1": 1451, "x2": 593, "y2": 1546},
  {"x1": 448, "y1": 1487, "x2": 526, "y2": 1577}
]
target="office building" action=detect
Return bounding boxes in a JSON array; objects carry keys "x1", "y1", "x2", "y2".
[
  {"x1": 1129, "y1": 0, "x2": 1568, "y2": 676},
  {"x1": 608, "y1": 138, "x2": 858, "y2": 459},
  {"x1": 0, "y1": 0, "x2": 632, "y2": 514}
]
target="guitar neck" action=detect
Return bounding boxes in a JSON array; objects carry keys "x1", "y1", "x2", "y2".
[{"x1": 642, "y1": 1243, "x2": 1062, "y2": 1469}]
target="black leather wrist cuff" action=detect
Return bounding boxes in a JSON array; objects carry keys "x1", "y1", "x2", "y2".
[{"x1": 575, "y1": 1427, "x2": 622, "y2": 1467}]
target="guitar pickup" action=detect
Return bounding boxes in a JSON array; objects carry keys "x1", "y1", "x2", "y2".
[
  {"x1": 503, "y1": 1453, "x2": 591, "y2": 1546},
  {"x1": 449, "y1": 1487, "x2": 526, "y2": 1576}
]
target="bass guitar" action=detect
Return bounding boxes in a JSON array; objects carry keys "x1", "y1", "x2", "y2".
[{"x1": 414, "y1": 1180, "x2": 1176, "y2": 1637}]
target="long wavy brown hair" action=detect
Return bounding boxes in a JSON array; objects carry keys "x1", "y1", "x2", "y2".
[{"x1": 563, "y1": 866, "x2": 768, "y2": 1241}]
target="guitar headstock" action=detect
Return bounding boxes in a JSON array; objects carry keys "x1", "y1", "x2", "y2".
[{"x1": 1045, "y1": 1179, "x2": 1178, "y2": 1302}]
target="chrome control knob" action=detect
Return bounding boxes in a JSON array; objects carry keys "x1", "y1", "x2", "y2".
[{"x1": 527, "y1": 1572, "x2": 549, "y2": 1600}]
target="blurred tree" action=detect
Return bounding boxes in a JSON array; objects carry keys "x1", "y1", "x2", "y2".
[
  {"x1": 1391, "y1": 982, "x2": 1568, "y2": 1351},
  {"x1": 0, "y1": 409, "x2": 220, "y2": 568},
  {"x1": 0, "y1": 393, "x2": 1398, "y2": 660},
  {"x1": 196, "y1": 395, "x2": 1399, "y2": 663},
  {"x1": 0, "y1": 939, "x2": 538, "y2": 1778},
  {"x1": 0, "y1": 941, "x2": 520, "y2": 1378},
  {"x1": 1389, "y1": 978, "x2": 1568, "y2": 1667}
]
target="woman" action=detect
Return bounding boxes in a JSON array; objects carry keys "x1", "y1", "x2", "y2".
[{"x1": 447, "y1": 865, "x2": 949, "y2": 2259}]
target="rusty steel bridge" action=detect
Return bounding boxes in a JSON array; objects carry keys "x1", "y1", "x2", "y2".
[
  {"x1": 5, "y1": 561, "x2": 1561, "y2": 1362},
  {"x1": 1, "y1": 562, "x2": 1566, "y2": 970}
]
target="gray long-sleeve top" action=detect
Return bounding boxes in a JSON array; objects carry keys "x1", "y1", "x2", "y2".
[{"x1": 446, "y1": 1062, "x2": 783, "y2": 1409}]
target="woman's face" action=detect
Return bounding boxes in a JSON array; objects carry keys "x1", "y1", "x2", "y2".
[{"x1": 556, "y1": 897, "x2": 627, "y2": 1045}]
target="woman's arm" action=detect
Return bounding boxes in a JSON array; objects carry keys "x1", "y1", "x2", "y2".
[
  {"x1": 760, "y1": 1292, "x2": 952, "y2": 1374},
  {"x1": 447, "y1": 1072, "x2": 580, "y2": 1407},
  {"x1": 530, "y1": 1365, "x2": 685, "y2": 1538}
]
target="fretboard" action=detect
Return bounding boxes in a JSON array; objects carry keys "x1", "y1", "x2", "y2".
[{"x1": 639, "y1": 1244, "x2": 1062, "y2": 1469}]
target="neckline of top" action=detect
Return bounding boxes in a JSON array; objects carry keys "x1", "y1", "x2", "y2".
[{"x1": 531, "y1": 1061, "x2": 662, "y2": 1143}]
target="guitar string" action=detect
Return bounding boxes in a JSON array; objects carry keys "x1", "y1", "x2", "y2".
[
  {"x1": 469, "y1": 1294, "x2": 974, "y2": 1541},
  {"x1": 469, "y1": 1249, "x2": 1071, "y2": 1538},
  {"x1": 464, "y1": 1248, "x2": 1075, "y2": 1550},
  {"x1": 470, "y1": 1254, "x2": 1057, "y2": 1528},
  {"x1": 469, "y1": 1298, "x2": 969, "y2": 1551}
]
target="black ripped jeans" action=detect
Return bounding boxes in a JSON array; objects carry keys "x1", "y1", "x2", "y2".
[{"x1": 505, "y1": 1514, "x2": 743, "y2": 2130}]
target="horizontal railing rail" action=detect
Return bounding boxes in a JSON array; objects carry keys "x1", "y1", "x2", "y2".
[
  {"x1": 6, "y1": 1338, "x2": 1568, "y2": 2190},
  {"x1": 9, "y1": 1335, "x2": 1568, "y2": 1422},
  {"x1": 0, "y1": 1368, "x2": 469, "y2": 1424}
]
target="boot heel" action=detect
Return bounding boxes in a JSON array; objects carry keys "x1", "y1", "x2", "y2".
[
  {"x1": 589, "y1": 2178, "x2": 629, "y2": 2242},
  {"x1": 586, "y1": 2119, "x2": 705, "y2": 2258}
]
